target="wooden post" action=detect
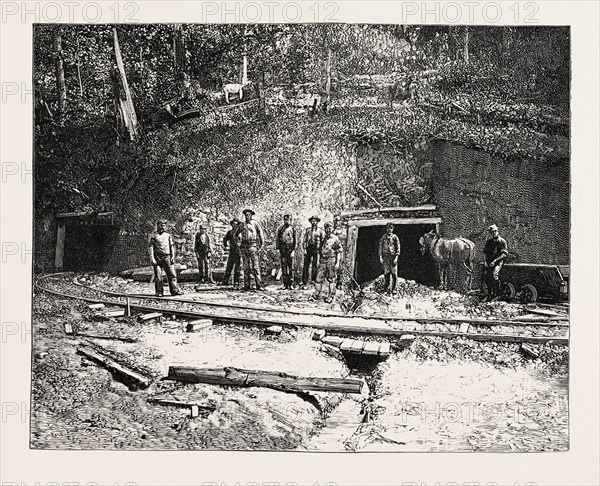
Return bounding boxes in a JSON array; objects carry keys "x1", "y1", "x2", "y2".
[
  {"x1": 55, "y1": 223, "x2": 66, "y2": 270},
  {"x1": 346, "y1": 225, "x2": 358, "y2": 284}
]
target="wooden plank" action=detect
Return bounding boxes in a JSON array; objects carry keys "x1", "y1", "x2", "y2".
[
  {"x1": 186, "y1": 319, "x2": 212, "y2": 332},
  {"x1": 321, "y1": 336, "x2": 344, "y2": 347},
  {"x1": 523, "y1": 308, "x2": 562, "y2": 317},
  {"x1": 139, "y1": 312, "x2": 163, "y2": 322},
  {"x1": 64, "y1": 323, "x2": 73, "y2": 335},
  {"x1": 348, "y1": 340, "x2": 366, "y2": 353},
  {"x1": 459, "y1": 322, "x2": 470, "y2": 333},
  {"x1": 312, "y1": 330, "x2": 326, "y2": 341},
  {"x1": 104, "y1": 309, "x2": 125, "y2": 317},
  {"x1": 265, "y1": 325, "x2": 283, "y2": 335},
  {"x1": 88, "y1": 303, "x2": 105, "y2": 310},
  {"x1": 346, "y1": 225, "x2": 358, "y2": 282},
  {"x1": 378, "y1": 342, "x2": 391, "y2": 357},
  {"x1": 55, "y1": 223, "x2": 66, "y2": 270},
  {"x1": 77, "y1": 345, "x2": 151, "y2": 389},
  {"x1": 520, "y1": 344, "x2": 540, "y2": 360},
  {"x1": 77, "y1": 332, "x2": 138, "y2": 343},
  {"x1": 147, "y1": 397, "x2": 216, "y2": 411},
  {"x1": 341, "y1": 205, "x2": 437, "y2": 218},
  {"x1": 339, "y1": 339, "x2": 355, "y2": 352},
  {"x1": 167, "y1": 366, "x2": 363, "y2": 394},
  {"x1": 362, "y1": 341, "x2": 380, "y2": 355},
  {"x1": 348, "y1": 217, "x2": 442, "y2": 227}
]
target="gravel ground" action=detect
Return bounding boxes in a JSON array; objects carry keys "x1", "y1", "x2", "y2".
[{"x1": 32, "y1": 273, "x2": 569, "y2": 451}]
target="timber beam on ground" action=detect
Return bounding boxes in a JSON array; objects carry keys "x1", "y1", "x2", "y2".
[{"x1": 38, "y1": 279, "x2": 569, "y2": 346}]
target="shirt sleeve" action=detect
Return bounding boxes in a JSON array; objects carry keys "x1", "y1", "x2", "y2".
[{"x1": 498, "y1": 238, "x2": 508, "y2": 256}]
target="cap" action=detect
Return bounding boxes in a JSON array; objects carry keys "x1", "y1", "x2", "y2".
[
  {"x1": 242, "y1": 209, "x2": 255, "y2": 216},
  {"x1": 283, "y1": 214, "x2": 292, "y2": 218},
  {"x1": 334, "y1": 215, "x2": 341, "y2": 221},
  {"x1": 488, "y1": 224, "x2": 499, "y2": 232},
  {"x1": 386, "y1": 222, "x2": 394, "y2": 228},
  {"x1": 324, "y1": 222, "x2": 333, "y2": 228},
  {"x1": 309, "y1": 215, "x2": 321, "y2": 223},
  {"x1": 230, "y1": 218, "x2": 241, "y2": 225},
  {"x1": 157, "y1": 218, "x2": 168, "y2": 224}
]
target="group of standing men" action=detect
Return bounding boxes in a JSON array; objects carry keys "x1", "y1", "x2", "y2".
[{"x1": 216, "y1": 211, "x2": 344, "y2": 302}]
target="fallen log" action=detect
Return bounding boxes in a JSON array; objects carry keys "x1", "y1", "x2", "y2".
[
  {"x1": 147, "y1": 397, "x2": 216, "y2": 411},
  {"x1": 76, "y1": 332, "x2": 138, "y2": 343},
  {"x1": 166, "y1": 366, "x2": 364, "y2": 394},
  {"x1": 77, "y1": 344, "x2": 151, "y2": 389}
]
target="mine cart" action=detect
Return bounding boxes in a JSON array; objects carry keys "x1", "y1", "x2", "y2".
[{"x1": 496, "y1": 263, "x2": 570, "y2": 304}]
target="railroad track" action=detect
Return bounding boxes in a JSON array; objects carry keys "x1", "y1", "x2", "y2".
[{"x1": 36, "y1": 273, "x2": 569, "y2": 346}]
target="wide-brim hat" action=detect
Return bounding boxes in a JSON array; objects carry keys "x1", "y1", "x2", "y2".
[
  {"x1": 386, "y1": 222, "x2": 394, "y2": 228},
  {"x1": 324, "y1": 222, "x2": 333, "y2": 228},
  {"x1": 309, "y1": 215, "x2": 320, "y2": 222},
  {"x1": 242, "y1": 209, "x2": 255, "y2": 216}
]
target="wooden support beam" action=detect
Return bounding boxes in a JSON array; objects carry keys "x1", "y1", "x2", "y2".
[
  {"x1": 166, "y1": 366, "x2": 364, "y2": 394},
  {"x1": 76, "y1": 332, "x2": 138, "y2": 343},
  {"x1": 186, "y1": 319, "x2": 212, "y2": 332},
  {"x1": 55, "y1": 223, "x2": 66, "y2": 270},
  {"x1": 77, "y1": 345, "x2": 151, "y2": 389},
  {"x1": 348, "y1": 217, "x2": 443, "y2": 227}
]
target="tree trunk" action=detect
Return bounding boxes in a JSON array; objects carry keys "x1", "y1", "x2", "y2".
[
  {"x1": 76, "y1": 37, "x2": 83, "y2": 96},
  {"x1": 463, "y1": 26, "x2": 470, "y2": 63},
  {"x1": 53, "y1": 26, "x2": 67, "y2": 125},
  {"x1": 113, "y1": 27, "x2": 138, "y2": 140},
  {"x1": 324, "y1": 48, "x2": 332, "y2": 113}
]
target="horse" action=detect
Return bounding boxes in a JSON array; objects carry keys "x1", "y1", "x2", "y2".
[{"x1": 419, "y1": 230, "x2": 476, "y2": 291}]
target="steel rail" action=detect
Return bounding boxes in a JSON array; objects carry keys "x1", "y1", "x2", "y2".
[{"x1": 36, "y1": 274, "x2": 569, "y2": 346}]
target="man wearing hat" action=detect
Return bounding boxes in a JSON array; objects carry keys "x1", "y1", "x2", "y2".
[
  {"x1": 379, "y1": 223, "x2": 401, "y2": 295},
  {"x1": 313, "y1": 221, "x2": 343, "y2": 303},
  {"x1": 221, "y1": 218, "x2": 241, "y2": 288},
  {"x1": 483, "y1": 224, "x2": 508, "y2": 301},
  {"x1": 276, "y1": 214, "x2": 298, "y2": 290},
  {"x1": 148, "y1": 219, "x2": 184, "y2": 297},
  {"x1": 302, "y1": 215, "x2": 325, "y2": 289},
  {"x1": 194, "y1": 224, "x2": 214, "y2": 284},
  {"x1": 236, "y1": 209, "x2": 265, "y2": 291}
]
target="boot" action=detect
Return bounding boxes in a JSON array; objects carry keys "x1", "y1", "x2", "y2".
[
  {"x1": 324, "y1": 282, "x2": 336, "y2": 304},
  {"x1": 312, "y1": 282, "x2": 322, "y2": 300}
]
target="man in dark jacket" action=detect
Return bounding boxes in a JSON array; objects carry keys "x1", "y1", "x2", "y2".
[
  {"x1": 276, "y1": 214, "x2": 297, "y2": 290},
  {"x1": 483, "y1": 224, "x2": 508, "y2": 301},
  {"x1": 379, "y1": 223, "x2": 401, "y2": 295},
  {"x1": 302, "y1": 215, "x2": 324, "y2": 289},
  {"x1": 221, "y1": 218, "x2": 241, "y2": 288},
  {"x1": 194, "y1": 224, "x2": 214, "y2": 284}
]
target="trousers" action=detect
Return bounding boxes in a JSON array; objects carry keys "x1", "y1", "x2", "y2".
[
  {"x1": 240, "y1": 244, "x2": 262, "y2": 288},
  {"x1": 153, "y1": 254, "x2": 180, "y2": 295}
]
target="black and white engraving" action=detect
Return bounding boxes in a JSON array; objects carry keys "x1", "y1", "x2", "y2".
[{"x1": 32, "y1": 23, "x2": 570, "y2": 452}]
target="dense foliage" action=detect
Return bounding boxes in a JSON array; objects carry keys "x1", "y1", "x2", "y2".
[{"x1": 34, "y1": 24, "x2": 570, "y2": 231}]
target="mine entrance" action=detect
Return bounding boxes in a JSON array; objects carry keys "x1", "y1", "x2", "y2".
[
  {"x1": 62, "y1": 224, "x2": 119, "y2": 272},
  {"x1": 354, "y1": 223, "x2": 439, "y2": 286}
]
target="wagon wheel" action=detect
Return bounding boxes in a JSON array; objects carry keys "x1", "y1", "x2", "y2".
[
  {"x1": 520, "y1": 284, "x2": 538, "y2": 303},
  {"x1": 500, "y1": 282, "x2": 516, "y2": 302}
]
